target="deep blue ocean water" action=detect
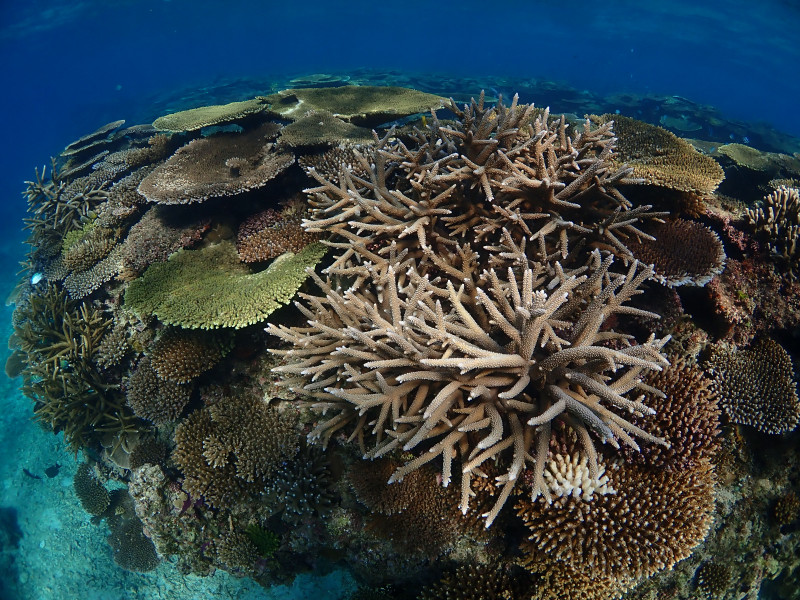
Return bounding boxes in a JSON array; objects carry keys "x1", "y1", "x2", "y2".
[{"x1": 0, "y1": 1, "x2": 799, "y2": 598}]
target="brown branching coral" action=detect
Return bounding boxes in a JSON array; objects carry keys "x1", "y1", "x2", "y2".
[
  {"x1": 172, "y1": 389, "x2": 299, "y2": 508},
  {"x1": 624, "y1": 359, "x2": 720, "y2": 469},
  {"x1": 137, "y1": 123, "x2": 292, "y2": 204},
  {"x1": 125, "y1": 357, "x2": 193, "y2": 424},
  {"x1": 348, "y1": 459, "x2": 484, "y2": 555},
  {"x1": 148, "y1": 328, "x2": 233, "y2": 383},
  {"x1": 417, "y1": 564, "x2": 530, "y2": 600},
  {"x1": 14, "y1": 284, "x2": 138, "y2": 449},
  {"x1": 706, "y1": 337, "x2": 800, "y2": 434},
  {"x1": 269, "y1": 250, "x2": 670, "y2": 527},
  {"x1": 626, "y1": 218, "x2": 726, "y2": 287},
  {"x1": 516, "y1": 459, "x2": 715, "y2": 579},
  {"x1": 746, "y1": 186, "x2": 800, "y2": 277}
]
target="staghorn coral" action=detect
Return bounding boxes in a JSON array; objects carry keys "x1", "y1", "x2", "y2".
[
  {"x1": 746, "y1": 186, "x2": 800, "y2": 276},
  {"x1": 626, "y1": 218, "x2": 726, "y2": 286},
  {"x1": 595, "y1": 114, "x2": 725, "y2": 195},
  {"x1": 124, "y1": 239, "x2": 328, "y2": 329},
  {"x1": 417, "y1": 564, "x2": 529, "y2": 600},
  {"x1": 148, "y1": 328, "x2": 233, "y2": 383},
  {"x1": 706, "y1": 337, "x2": 800, "y2": 434},
  {"x1": 172, "y1": 389, "x2": 299, "y2": 509},
  {"x1": 137, "y1": 123, "x2": 291, "y2": 204},
  {"x1": 269, "y1": 250, "x2": 669, "y2": 527},
  {"x1": 262, "y1": 85, "x2": 446, "y2": 127},
  {"x1": 125, "y1": 357, "x2": 193, "y2": 424},
  {"x1": 516, "y1": 459, "x2": 715, "y2": 579},
  {"x1": 14, "y1": 284, "x2": 138, "y2": 450},
  {"x1": 152, "y1": 97, "x2": 269, "y2": 131},
  {"x1": 73, "y1": 462, "x2": 111, "y2": 516},
  {"x1": 279, "y1": 110, "x2": 374, "y2": 147},
  {"x1": 236, "y1": 200, "x2": 320, "y2": 263},
  {"x1": 302, "y1": 94, "x2": 663, "y2": 272}
]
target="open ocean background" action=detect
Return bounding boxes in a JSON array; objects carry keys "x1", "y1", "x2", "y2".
[{"x1": 0, "y1": 1, "x2": 798, "y2": 598}]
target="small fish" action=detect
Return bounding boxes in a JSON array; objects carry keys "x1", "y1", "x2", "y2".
[
  {"x1": 30, "y1": 272, "x2": 44, "y2": 285},
  {"x1": 22, "y1": 468, "x2": 41, "y2": 480}
]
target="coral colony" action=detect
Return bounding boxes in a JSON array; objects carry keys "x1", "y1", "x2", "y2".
[{"x1": 8, "y1": 83, "x2": 800, "y2": 598}]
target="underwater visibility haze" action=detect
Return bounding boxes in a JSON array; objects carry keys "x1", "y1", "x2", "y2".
[{"x1": 1, "y1": 1, "x2": 800, "y2": 599}]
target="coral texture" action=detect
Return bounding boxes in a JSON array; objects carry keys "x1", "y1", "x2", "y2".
[
  {"x1": 706, "y1": 337, "x2": 800, "y2": 434},
  {"x1": 138, "y1": 123, "x2": 290, "y2": 204},
  {"x1": 124, "y1": 239, "x2": 327, "y2": 329}
]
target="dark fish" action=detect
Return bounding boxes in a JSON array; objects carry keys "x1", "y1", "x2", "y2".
[
  {"x1": 22, "y1": 468, "x2": 41, "y2": 480},
  {"x1": 44, "y1": 464, "x2": 61, "y2": 478}
]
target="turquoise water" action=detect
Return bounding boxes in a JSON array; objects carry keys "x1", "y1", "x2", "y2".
[{"x1": 1, "y1": 2, "x2": 799, "y2": 599}]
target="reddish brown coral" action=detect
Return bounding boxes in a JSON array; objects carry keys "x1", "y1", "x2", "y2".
[
  {"x1": 516, "y1": 460, "x2": 715, "y2": 579},
  {"x1": 626, "y1": 218, "x2": 725, "y2": 286},
  {"x1": 236, "y1": 201, "x2": 319, "y2": 263},
  {"x1": 624, "y1": 359, "x2": 720, "y2": 469}
]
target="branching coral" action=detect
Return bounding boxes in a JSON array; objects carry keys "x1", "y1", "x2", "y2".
[
  {"x1": 236, "y1": 200, "x2": 320, "y2": 263},
  {"x1": 746, "y1": 186, "x2": 800, "y2": 277},
  {"x1": 172, "y1": 388, "x2": 300, "y2": 508},
  {"x1": 14, "y1": 284, "x2": 139, "y2": 449},
  {"x1": 269, "y1": 250, "x2": 669, "y2": 526},
  {"x1": 516, "y1": 459, "x2": 715, "y2": 579}
]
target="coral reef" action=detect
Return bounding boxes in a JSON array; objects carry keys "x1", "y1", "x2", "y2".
[{"x1": 9, "y1": 82, "x2": 800, "y2": 599}]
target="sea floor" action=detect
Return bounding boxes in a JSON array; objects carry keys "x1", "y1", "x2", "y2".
[{"x1": 0, "y1": 238, "x2": 356, "y2": 600}]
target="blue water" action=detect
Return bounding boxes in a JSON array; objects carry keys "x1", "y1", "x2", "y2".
[{"x1": 0, "y1": 1, "x2": 799, "y2": 598}]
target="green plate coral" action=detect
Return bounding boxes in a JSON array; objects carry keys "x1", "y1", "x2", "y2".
[{"x1": 124, "y1": 240, "x2": 327, "y2": 329}]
